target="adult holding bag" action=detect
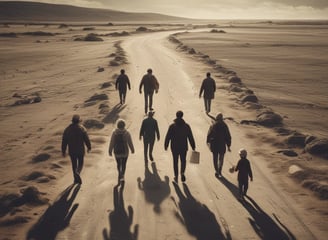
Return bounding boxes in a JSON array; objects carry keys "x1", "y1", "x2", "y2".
[
  {"x1": 164, "y1": 111, "x2": 196, "y2": 183},
  {"x1": 109, "y1": 119, "x2": 135, "y2": 183}
]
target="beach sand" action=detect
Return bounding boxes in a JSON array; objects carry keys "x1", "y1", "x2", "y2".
[
  {"x1": 173, "y1": 22, "x2": 328, "y2": 139},
  {"x1": 0, "y1": 21, "x2": 327, "y2": 239}
]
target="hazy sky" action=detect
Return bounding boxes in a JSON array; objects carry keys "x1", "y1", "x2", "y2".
[{"x1": 3, "y1": 0, "x2": 328, "y2": 19}]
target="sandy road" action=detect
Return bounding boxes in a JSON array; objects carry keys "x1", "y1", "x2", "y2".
[{"x1": 56, "y1": 31, "x2": 319, "y2": 240}]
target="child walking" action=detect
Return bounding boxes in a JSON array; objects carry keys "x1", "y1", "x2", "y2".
[
  {"x1": 109, "y1": 119, "x2": 135, "y2": 183},
  {"x1": 235, "y1": 148, "x2": 253, "y2": 200}
]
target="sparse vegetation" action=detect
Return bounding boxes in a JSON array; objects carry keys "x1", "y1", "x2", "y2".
[
  {"x1": 136, "y1": 26, "x2": 148, "y2": 32},
  {"x1": 74, "y1": 33, "x2": 103, "y2": 41},
  {"x1": 22, "y1": 31, "x2": 55, "y2": 36},
  {"x1": 210, "y1": 29, "x2": 226, "y2": 33},
  {"x1": 0, "y1": 32, "x2": 17, "y2": 37}
]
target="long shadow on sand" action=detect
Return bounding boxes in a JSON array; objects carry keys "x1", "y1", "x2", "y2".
[
  {"x1": 172, "y1": 183, "x2": 231, "y2": 240},
  {"x1": 103, "y1": 183, "x2": 139, "y2": 240},
  {"x1": 218, "y1": 177, "x2": 296, "y2": 240},
  {"x1": 26, "y1": 184, "x2": 80, "y2": 240},
  {"x1": 137, "y1": 162, "x2": 170, "y2": 214},
  {"x1": 102, "y1": 103, "x2": 126, "y2": 124}
]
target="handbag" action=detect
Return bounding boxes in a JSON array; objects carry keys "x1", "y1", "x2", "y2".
[{"x1": 190, "y1": 150, "x2": 200, "y2": 164}]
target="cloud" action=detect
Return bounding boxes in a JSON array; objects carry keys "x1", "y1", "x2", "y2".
[
  {"x1": 73, "y1": 0, "x2": 328, "y2": 19},
  {"x1": 92, "y1": 0, "x2": 328, "y2": 10},
  {"x1": 273, "y1": 0, "x2": 328, "y2": 8}
]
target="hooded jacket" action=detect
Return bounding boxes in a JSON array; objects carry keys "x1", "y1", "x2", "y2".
[
  {"x1": 164, "y1": 118, "x2": 195, "y2": 153},
  {"x1": 62, "y1": 123, "x2": 91, "y2": 155},
  {"x1": 109, "y1": 128, "x2": 134, "y2": 158},
  {"x1": 207, "y1": 120, "x2": 231, "y2": 154}
]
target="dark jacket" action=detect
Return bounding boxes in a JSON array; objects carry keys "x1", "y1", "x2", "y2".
[
  {"x1": 199, "y1": 77, "x2": 216, "y2": 99},
  {"x1": 164, "y1": 118, "x2": 195, "y2": 153},
  {"x1": 62, "y1": 123, "x2": 91, "y2": 156},
  {"x1": 235, "y1": 157, "x2": 253, "y2": 182},
  {"x1": 116, "y1": 74, "x2": 131, "y2": 92},
  {"x1": 139, "y1": 117, "x2": 160, "y2": 142},
  {"x1": 207, "y1": 120, "x2": 231, "y2": 154},
  {"x1": 139, "y1": 73, "x2": 159, "y2": 94}
]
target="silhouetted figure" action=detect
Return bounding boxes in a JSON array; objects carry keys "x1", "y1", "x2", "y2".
[
  {"x1": 103, "y1": 184, "x2": 139, "y2": 240},
  {"x1": 109, "y1": 119, "x2": 135, "y2": 183},
  {"x1": 137, "y1": 162, "x2": 170, "y2": 213},
  {"x1": 234, "y1": 148, "x2": 253, "y2": 200},
  {"x1": 172, "y1": 183, "x2": 230, "y2": 240},
  {"x1": 165, "y1": 111, "x2": 196, "y2": 183},
  {"x1": 139, "y1": 68, "x2": 159, "y2": 114},
  {"x1": 62, "y1": 114, "x2": 91, "y2": 184},
  {"x1": 116, "y1": 69, "x2": 131, "y2": 104},
  {"x1": 26, "y1": 184, "x2": 80, "y2": 240},
  {"x1": 139, "y1": 111, "x2": 160, "y2": 164},
  {"x1": 199, "y1": 72, "x2": 216, "y2": 113},
  {"x1": 207, "y1": 112, "x2": 231, "y2": 178}
]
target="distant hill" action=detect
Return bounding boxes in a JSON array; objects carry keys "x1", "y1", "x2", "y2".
[{"x1": 0, "y1": 1, "x2": 189, "y2": 22}]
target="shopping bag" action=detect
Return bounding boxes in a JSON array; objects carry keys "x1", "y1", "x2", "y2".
[{"x1": 190, "y1": 151, "x2": 200, "y2": 164}]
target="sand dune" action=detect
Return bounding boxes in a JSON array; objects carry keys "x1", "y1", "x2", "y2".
[{"x1": 0, "y1": 1, "x2": 189, "y2": 22}]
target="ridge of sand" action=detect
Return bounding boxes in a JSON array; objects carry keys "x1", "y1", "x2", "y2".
[{"x1": 167, "y1": 29, "x2": 328, "y2": 201}]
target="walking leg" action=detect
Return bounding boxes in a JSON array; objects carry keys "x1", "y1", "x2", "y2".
[
  {"x1": 244, "y1": 181, "x2": 249, "y2": 196},
  {"x1": 70, "y1": 154, "x2": 81, "y2": 184},
  {"x1": 172, "y1": 152, "x2": 179, "y2": 182},
  {"x1": 121, "y1": 157, "x2": 128, "y2": 180},
  {"x1": 115, "y1": 157, "x2": 121, "y2": 181},
  {"x1": 180, "y1": 151, "x2": 187, "y2": 182},
  {"x1": 143, "y1": 139, "x2": 148, "y2": 163},
  {"x1": 203, "y1": 98, "x2": 207, "y2": 112},
  {"x1": 218, "y1": 153, "x2": 225, "y2": 176},
  {"x1": 213, "y1": 152, "x2": 219, "y2": 176},
  {"x1": 119, "y1": 91, "x2": 123, "y2": 104},
  {"x1": 144, "y1": 92, "x2": 148, "y2": 114},
  {"x1": 208, "y1": 99, "x2": 211, "y2": 113},
  {"x1": 238, "y1": 181, "x2": 244, "y2": 200},
  {"x1": 149, "y1": 139, "x2": 155, "y2": 161},
  {"x1": 149, "y1": 91, "x2": 154, "y2": 111},
  {"x1": 76, "y1": 154, "x2": 84, "y2": 174}
]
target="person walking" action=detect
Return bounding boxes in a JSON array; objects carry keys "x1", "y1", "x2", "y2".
[
  {"x1": 199, "y1": 72, "x2": 216, "y2": 113},
  {"x1": 139, "y1": 111, "x2": 160, "y2": 164},
  {"x1": 109, "y1": 119, "x2": 135, "y2": 183},
  {"x1": 234, "y1": 148, "x2": 253, "y2": 200},
  {"x1": 139, "y1": 68, "x2": 159, "y2": 114},
  {"x1": 62, "y1": 114, "x2": 91, "y2": 184},
  {"x1": 164, "y1": 111, "x2": 196, "y2": 183},
  {"x1": 207, "y1": 112, "x2": 231, "y2": 178},
  {"x1": 116, "y1": 69, "x2": 131, "y2": 104}
]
